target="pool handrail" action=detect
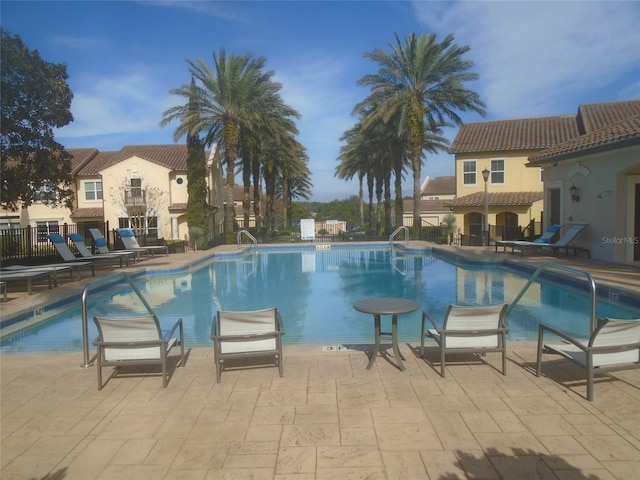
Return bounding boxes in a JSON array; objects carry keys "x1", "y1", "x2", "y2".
[
  {"x1": 506, "y1": 262, "x2": 598, "y2": 333},
  {"x1": 237, "y1": 230, "x2": 257, "y2": 246},
  {"x1": 80, "y1": 272, "x2": 155, "y2": 368},
  {"x1": 389, "y1": 226, "x2": 409, "y2": 245}
]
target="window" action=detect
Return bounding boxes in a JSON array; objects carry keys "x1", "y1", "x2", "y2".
[
  {"x1": 118, "y1": 215, "x2": 158, "y2": 241},
  {"x1": 34, "y1": 183, "x2": 57, "y2": 202},
  {"x1": 36, "y1": 220, "x2": 59, "y2": 243},
  {"x1": 129, "y1": 178, "x2": 142, "y2": 198},
  {"x1": 491, "y1": 159, "x2": 505, "y2": 184},
  {"x1": 84, "y1": 181, "x2": 103, "y2": 201},
  {"x1": 463, "y1": 160, "x2": 476, "y2": 185}
]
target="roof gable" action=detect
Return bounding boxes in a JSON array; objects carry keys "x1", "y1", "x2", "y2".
[{"x1": 422, "y1": 176, "x2": 456, "y2": 196}]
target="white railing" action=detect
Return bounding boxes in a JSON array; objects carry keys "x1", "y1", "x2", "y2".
[
  {"x1": 389, "y1": 226, "x2": 409, "y2": 245},
  {"x1": 507, "y1": 262, "x2": 598, "y2": 332},
  {"x1": 237, "y1": 230, "x2": 257, "y2": 246}
]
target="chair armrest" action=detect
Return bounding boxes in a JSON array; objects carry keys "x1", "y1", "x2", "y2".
[
  {"x1": 440, "y1": 327, "x2": 508, "y2": 335},
  {"x1": 276, "y1": 310, "x2": 286, "y2": 335},
  {"x1": 538, "y1": 323, "x2": 588, "y2": 351},
  {"x1": 93, "y1": 338, "x2": 164, "y2": 348},
  {"x1": 163, "y1": 318, "x2": 183, "y2": 342},
  {"x1": 211, "y1": 331, "x2": 283, "y2": 343},
  {"x1": 422, "y1": 310, "x2": 440, "y2": 333}
]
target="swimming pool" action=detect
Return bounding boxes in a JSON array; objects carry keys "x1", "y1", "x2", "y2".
[{"x1": 1, "y1": 245, "x2": 638, "y2": 353}]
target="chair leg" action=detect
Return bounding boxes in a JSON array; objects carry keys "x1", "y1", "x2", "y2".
[
  {"x1": 440, "y1": 344, "x2": 446, "y2": 378},
  {"x1": 96, "y1": 351, "x2": 103, "y2": 391},
  {"x1": 536, "y1": 327, "x2": 544, "y2": 377}
]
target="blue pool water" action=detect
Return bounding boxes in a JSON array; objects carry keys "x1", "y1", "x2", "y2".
[{"x1": 1, "y1": 245, "x2": 638, "y2": 353}]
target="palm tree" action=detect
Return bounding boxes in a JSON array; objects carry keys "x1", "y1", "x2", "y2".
[
  {"x1": 355, "y1": 33, "x2": 485, "y2": 229},
  {"x1": 161, "y1": 49, "x2": 281, "y2": 235}
]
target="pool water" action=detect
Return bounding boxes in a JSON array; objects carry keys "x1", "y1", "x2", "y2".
[{"x1": 1, "y1": 246, "x2": 638, "y2": 353}]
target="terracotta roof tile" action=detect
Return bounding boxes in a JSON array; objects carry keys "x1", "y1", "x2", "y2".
[
  {"x1": 449, "y1": 116, "x2": 579, "y2": 154},
  {"x1": 422, "y1": 176, "x2": 456, "y2": 196},
  {"x1": 76, "y1": 151, "x2": 119, "y2": 175},
  {"x1": 75, "y1": 145, "x2": 213, "y2": 176},
  {"x1": 578, "y1": 100, "x2": 640, "y2": 133},
  {"x1": 69, "y1": 207, "x2": 103, "y2": 219},
  {"x1": 529, "y1": 115, "x2": 640, "y2": 164},
  {"x1": 66, "y1": 148, "x2": 99, "y2": 174},
  {"x1": 445, "y1": 191, "x2": 543, "y2": 208}
]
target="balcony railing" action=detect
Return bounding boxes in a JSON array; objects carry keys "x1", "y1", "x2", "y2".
[{"x1": 124, "y1": 190, "x2": 146, "y2": 208}]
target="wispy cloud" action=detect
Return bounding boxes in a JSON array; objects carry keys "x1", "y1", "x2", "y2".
[
  {"x1": 142, "y1": 0, "x2": 250, "y2": 22},
  {"x1": 57, "y1": 72, "x2": 174, "y2": 140},
  {"x1": 413, "y1": 1, "x2": 640, "y2": 118}
]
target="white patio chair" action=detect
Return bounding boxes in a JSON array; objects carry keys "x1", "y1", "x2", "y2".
[
  {"x1": 211, "y1": 307, "x2": 285, "y2": 382},
  {"x1": 421, "y1": 304, "x2": 509, "y2": 377},
  {"x1": 93, "y1": 315, "x2": 185, "y2": 390},
  {"x1": 536, "y1": 318, "x2": 640, "y2": 401}
]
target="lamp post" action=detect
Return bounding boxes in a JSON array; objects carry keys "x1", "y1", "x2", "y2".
[{"x1": 482, "y1": 168, "x2": 490, "y2": 246}]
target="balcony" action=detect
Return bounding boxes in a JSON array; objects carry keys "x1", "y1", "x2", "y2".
[{"x1": 124, "y1": 189, "x2": 146, "y2": 208}]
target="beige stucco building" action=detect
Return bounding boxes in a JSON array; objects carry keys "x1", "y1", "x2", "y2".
[
  {"x1": 527, "y1": 104, "x2": 640, "y2": 265},
  {"x1": 448, "y1": 99, "x2": 640, "y2": 256}
]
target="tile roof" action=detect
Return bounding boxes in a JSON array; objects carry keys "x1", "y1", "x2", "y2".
[
  {"x1": 445, "y1": 191, "x2": 543, "y2": 208},
  {"x1": 66, "y1": 148, "x2": 99, "y2": 174},
  {"x1": 75, "y1": 151, "x2": 119, "y2": 175},
  {"x1": 422, "y1": 176, "x2": 456, "y2": 196},
  {"x1": 449, "y1": 116, "x2": 579, "y2": 153},
  {"x1": 528, "y1": 114, "x2": 640, "y2": 164},
  {"x1": 69, "y1": 207, "x2": 103, "y2": 219},
  {"x1": 577, "y1": 100, "x2": 640, "y2": 133},
  {"x1": 449, "y1": 100, "x2": 640, "y2": 155},
  {"x1": 75, "y1": 145, "x2": 212, "y2": 176}
]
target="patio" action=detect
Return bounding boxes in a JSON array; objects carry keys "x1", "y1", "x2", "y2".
[{"x1": 1, "y1": 244, "x2": 639, "y2": 479}]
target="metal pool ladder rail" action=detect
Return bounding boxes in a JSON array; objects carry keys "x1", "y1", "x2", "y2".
[
  {"x1": 237, "y1": 229, "x2": 257, "y2": 246},
  {"x1": 507, "y1": 262, "x2": 598, "y2": 332},
  {"x1": 389, "y1": 226, "x2": 409, "y2": 245},
  {"x1": 80, "y1": 272, "x2": 156, "y2": 368}
]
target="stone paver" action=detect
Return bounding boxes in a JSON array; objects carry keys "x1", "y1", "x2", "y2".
[
  {"x1": 1, "y1": 343, "x2": 639, "y2": 479},
  {"x1": 1, "y1": 244, "x2": 639, "y2": 478}
]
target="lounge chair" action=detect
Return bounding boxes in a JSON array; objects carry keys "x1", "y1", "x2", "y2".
[
  {"x1": 536, "y1": 318, "x2": 640, "y2": 401},
  {"x1": 89, "y1": 228, "x2": 144, "y2": 262},
  {"x1": 211, "y1": 307, "x2": 285, "y2": 382},
  {"x1": 93, "y1": 315, "x2": 185, "y2": 390},
  {"x1": 495, "y1": 224, "x2": 562, "y2": 253},
  {"x1": 498, "y1": 223, "x2": 589, "y2": 256},
  {"x1": 68, "y1": 233, "x2": 136, "y2": 267},
  {"x1": 420, "y1": 304, "x2": 509, "y2": 377},
  {"x1": 2, "y1": 262, "x2": 95, "y2": 281},
  {"x1": 0, "y1": 281, "x2": 6, "y2": 301},
  {"x1": 117, "y1": 228, "x2": 169, "y2": 257},
  {"x1": 0, "y1": 269, "x2": 56, "y2": 295},
  {"x1": 49, "y1": 234, "x2": 121, "y2": 269}
]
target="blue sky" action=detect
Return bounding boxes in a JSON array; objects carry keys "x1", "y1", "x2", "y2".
[{"x1": 2, "y1": 1, "x2": 639, "y2": 201}]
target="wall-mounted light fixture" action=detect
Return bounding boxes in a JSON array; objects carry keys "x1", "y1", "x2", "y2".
[{"x1": 569, "y1": 184, "x2": 580, "y2": 202}]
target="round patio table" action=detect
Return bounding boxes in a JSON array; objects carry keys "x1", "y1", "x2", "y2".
[{"x1": 353, "y1": 297, "x2": 420, "y2": 371}]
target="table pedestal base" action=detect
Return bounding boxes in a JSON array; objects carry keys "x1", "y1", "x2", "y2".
[{"x1": 367, "y1": 314, "x2": 406, "y2": 371}]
